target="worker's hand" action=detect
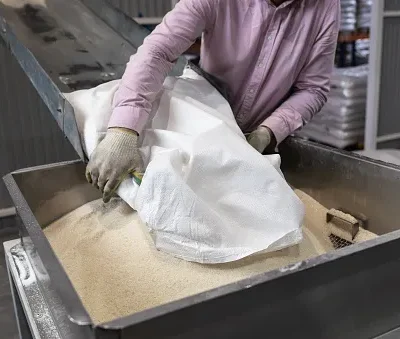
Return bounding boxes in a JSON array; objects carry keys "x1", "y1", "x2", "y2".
[
  {"x1": 86, "y1": 128, "x2": 143, "y2": 203},
  {"x1": 247, "y1": 126, "x2": 276, "y2": 154}
]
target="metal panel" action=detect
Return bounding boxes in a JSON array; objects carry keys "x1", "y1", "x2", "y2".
[
  {"x1": 281, "y1": 138, "x2": 400, "y2": 235},
  {"x1": 377, "y1": 17, "x2": 400, "y2": 136},
  {"x1": 377, "y1": 327, "x2": 400, "y2": 339},
  {"x1": 385, "y1": 0, "x2": 400, "y2": 11},
  {"x1": 0, "y1": 42, "x2": 77, "y2": 211},
  {"x1": 108, "y1": 0, "x2": 172, "y2": 18}
]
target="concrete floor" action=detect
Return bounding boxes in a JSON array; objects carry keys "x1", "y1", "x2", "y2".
[{"x1": 0, "y1": 222, "x2": 20, "y2": 339}]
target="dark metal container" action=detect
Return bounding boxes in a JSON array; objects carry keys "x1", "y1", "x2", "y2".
[{"x1": 4, "y1": 138, "x2": 400, "y2": 339}]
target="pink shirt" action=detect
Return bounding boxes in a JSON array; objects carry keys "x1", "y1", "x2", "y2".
[{"x1": 110, "y1": 0, "x2": 340, "y2": 144}]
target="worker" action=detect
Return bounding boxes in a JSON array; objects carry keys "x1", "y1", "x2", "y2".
[{"x1": 86, "y1": 0, "x2": 340, "y2": 202}]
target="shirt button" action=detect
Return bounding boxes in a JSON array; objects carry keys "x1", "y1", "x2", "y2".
[
  {"x1": 258, "y1": 63, "x2": 263, "y2": 68},
  {"x1": 268, "y1": 35, "x2": 272, "y2": 41},
  {"x1": 249, "y1": 89, "x2": 255, "y2": 93}
]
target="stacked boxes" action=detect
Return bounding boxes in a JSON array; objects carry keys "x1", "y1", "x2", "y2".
[
  {"x1": 357, "y1": 0, "x2": 372, "y2": 30},
  {"x1": 296, "y1": 65, "x2": 369, "y2": 149},
  {"x1": 340, "y1": 0, "x2": 357, "y2": 32}
]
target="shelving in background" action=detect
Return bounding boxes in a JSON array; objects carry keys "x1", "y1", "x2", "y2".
[
  {"x1": 336, "y1": 0, "x2": 372, "y2": 68},
  {"x1": 300, "y1": 0, "x2": 372, "y2": 150}
]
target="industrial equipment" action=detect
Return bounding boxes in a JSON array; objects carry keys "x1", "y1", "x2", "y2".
[{"x1": 2, "y1": 1, "x2": 400, "y2": 338}]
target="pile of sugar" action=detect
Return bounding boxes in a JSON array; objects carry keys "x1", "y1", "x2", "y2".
[{"x1": 44, "y1": 189, "x2": 376, "y2": 324}]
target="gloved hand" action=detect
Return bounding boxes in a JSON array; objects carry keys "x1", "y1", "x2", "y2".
[
  {"x1": 247, "y1": 126, "x2": 276, "y2": 154},
  {"x1": 86, "y1": 128, "x2": 143, "y2": 203}
]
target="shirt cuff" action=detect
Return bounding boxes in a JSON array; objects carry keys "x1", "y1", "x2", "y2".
[
  {"x1": 261, "y1": 115, "x2": 290, "y2": 145},
  {"x1": 108, "y1": 106, "x2": 149, "y2": 134}
]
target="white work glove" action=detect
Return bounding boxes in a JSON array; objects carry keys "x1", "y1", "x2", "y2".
[
  {"x1": 247, "y1": 126, "x2": 276, "y2": 154},
  {"x1": 86, "y1": 128, "x2": 143, "y2": 203}
]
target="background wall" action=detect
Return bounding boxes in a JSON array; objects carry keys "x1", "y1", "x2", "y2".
[
  {"x1": 377, "y1": 0, "x2": 400, "y2": 144},
  {"x1": 365, "y1": 0, "x2": 400, "y2": 149}
]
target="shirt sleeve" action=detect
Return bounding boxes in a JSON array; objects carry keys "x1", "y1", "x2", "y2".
[
  {"x1": 109, "y1": 0, "x2": 216, "y2": 133},
  {"x1": 262, "y1": 0, "x2": 340, "y2": 144}
]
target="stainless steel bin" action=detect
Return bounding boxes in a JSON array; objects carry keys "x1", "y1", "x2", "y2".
[{"x1": 4, "y1": 138, "x2": 400, "y2": 339}]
